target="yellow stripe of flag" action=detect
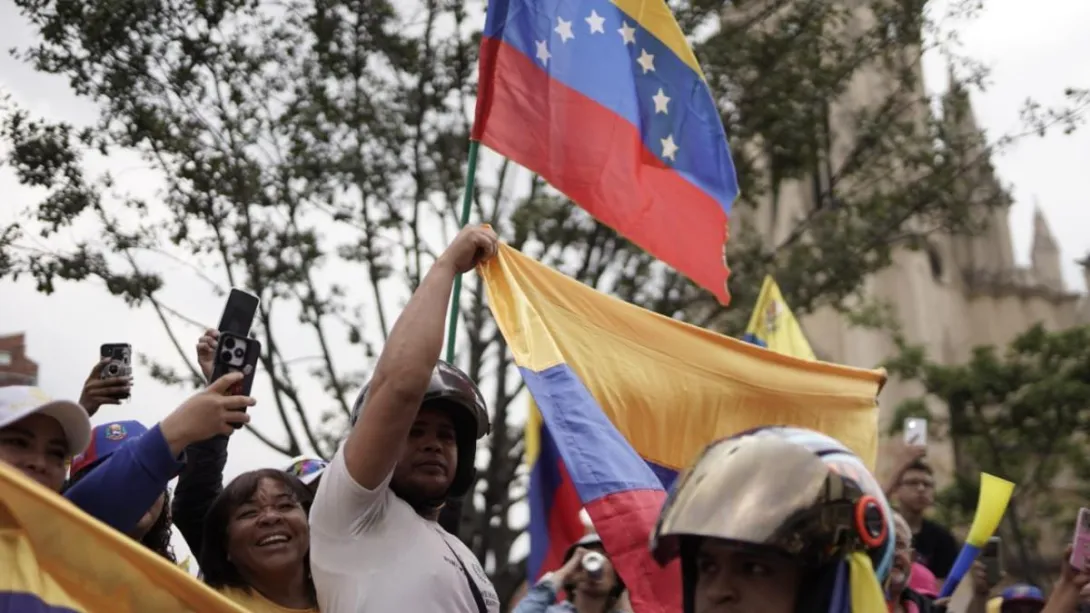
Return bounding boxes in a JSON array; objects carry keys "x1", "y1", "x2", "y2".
[
  {"x1": 479, "y1": 244, "x2": 886, "y2": 472},
  {"x1": 0, "y1": 461, "x2": 248, "y2": 613}
]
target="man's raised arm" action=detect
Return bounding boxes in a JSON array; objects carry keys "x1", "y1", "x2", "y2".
[{"x1": 342, "y1": 225, "x2": 498, "y2": 489}]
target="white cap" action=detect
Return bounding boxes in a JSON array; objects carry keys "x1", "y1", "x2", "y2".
[{"x1": 0, "y1": 386, "x2": 92, "y2": 455}]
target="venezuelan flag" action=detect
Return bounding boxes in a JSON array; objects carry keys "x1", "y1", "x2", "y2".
[
  {"x1": 482, "y1": 244, "x2": 886, "y2": 612},
  {"x1": 743, "y1": 275, "x2": 817, "y2": 361},
  {"x1": 0, "y1": 461, "x2": 247, "y2": 613},
  {"x1": 474, "y1": 0, "x2": 738, "y2": 305}
]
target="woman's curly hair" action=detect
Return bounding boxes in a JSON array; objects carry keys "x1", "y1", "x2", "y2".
[
  {"x1": 65, "y1": 462, "x2": 176, "y2": 563},
  {"x1": 138, "y1": 489, "x2": 177, "y2": 563}
]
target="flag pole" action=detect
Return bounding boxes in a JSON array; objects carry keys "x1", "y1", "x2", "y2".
[
  {"x1": 437, "y1": 141, "x2": 480, "y2": 537},
  {"x1": 444, "y1": 139, "x2": 481, "y2": 364}
]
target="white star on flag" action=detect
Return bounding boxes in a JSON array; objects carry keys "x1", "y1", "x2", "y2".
[
  {"x1": 555, "y1": 17, "x2": 574, "y2": 42},
  {"x1": 661, "y1": 134, "x2": 678, "y2": 161},
  {"x1": 586, "y1": 10, "x2": 605, "y2": 34},
  {"x1": 535, "y1": 40, "x2": 551, "y2": 65},
  {"x1": 636, "y1": 49, "x2": 655, "y2": 73},
  {"x1": 618, "y1": 21, "x2": 636, "y2": 45},
  {"x1": 652, "y1": 88, "x2": 670, "y2": 114}
]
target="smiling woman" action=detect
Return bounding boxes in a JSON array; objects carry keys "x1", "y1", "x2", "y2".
[{"x1": 199, "y1": 468, "x2": 319, "y2": 613}]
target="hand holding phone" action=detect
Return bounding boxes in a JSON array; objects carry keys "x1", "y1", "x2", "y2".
[
  {"x1": 903, "y1": 417, "x2": 928, "y2": 447},
  {"x1": 159, "y1": 372, "x2": 255, "y2": 453},
  {"x1": 1071, "y1": 507, "x2": 1090, "y2": 571},
  {"x1": 211, "y1": 332, "x2": 261, "y2": 429},
  {"x1": 196, "y1": 329, "x2": 220, "y2": 383},
  {"x1": 78, "y1": 346, "x2": 133, "y2": 416}
]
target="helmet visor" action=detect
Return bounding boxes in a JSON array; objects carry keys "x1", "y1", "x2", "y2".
[{"x1": 651, "y1": 434, "x2": 852, "y2": 565}]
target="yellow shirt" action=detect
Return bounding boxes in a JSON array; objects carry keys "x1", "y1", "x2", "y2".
[{"x1": 219, "y1": 587, "x2": 319, "y2": 613}]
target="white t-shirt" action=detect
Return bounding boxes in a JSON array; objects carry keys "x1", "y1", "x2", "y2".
[{"x1": 310, "y1": 444, "x2": 500, "y2": 613}]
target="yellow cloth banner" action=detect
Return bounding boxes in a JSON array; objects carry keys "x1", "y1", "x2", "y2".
[
  {"x1": 481, "y1": 244, "x2": 885, "y2": 471},
  {"x1": 744, "y1": 275, "x2": 817, "y2": 361},
  {"x1": 0, "y1": 461, "x2": 248, "y2": 613}
]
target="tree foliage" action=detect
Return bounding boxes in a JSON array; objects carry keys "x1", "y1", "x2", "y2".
[
  {"x1": 884, "y1": 324, "x2": 1090, "y2": 585},
  {"x1": 1, "y1": 0, "x2": 1084, "y2": 604}
]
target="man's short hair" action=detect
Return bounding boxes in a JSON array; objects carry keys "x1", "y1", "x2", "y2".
[{"x1": 905, "y1": 459, "x2": 933, "y2": 474}]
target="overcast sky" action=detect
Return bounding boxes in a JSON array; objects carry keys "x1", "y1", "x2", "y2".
[{"x1": 1, "y1": 0, "x2": 1087, "y2": 566}]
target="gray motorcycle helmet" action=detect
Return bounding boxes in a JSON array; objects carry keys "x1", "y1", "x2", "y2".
[{"x1": 351, "y1": 360, "x2": 490, "y2": 498}]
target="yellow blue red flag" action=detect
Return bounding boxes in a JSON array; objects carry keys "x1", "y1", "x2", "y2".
[
  {"x1": 0, "y1": 461, "x2": 247, "y2": 613},
  {"x1": 481, "y1": 244, "x2": 886, "y2": 612},
  {"x1": 743, "y1": 275, "x2": 816, "y2": 360}
]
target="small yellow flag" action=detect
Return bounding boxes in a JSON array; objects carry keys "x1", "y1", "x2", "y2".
[{"x1": 743, "y1": 276, "x2": 816, "y2": 361}]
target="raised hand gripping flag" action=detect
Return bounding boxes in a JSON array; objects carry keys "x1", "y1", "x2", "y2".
[
  {"x1": 0, "y1": 461, "x2": 247, "y2": 613},
  {"x1": 480, "y1": 244, "x2": 887, "y2": 612},
  {"x1": 474, "y1": 0, "x2": 739, "y2": 305}
]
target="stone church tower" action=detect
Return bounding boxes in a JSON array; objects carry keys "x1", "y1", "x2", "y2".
[{"x1": 725, "y1": 3, "x2": 1090, "y2": 481}]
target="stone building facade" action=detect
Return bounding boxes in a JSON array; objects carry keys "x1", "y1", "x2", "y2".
[
  {"x1": 732, "y1": 63, "x2": 1088, "y2": 567},
  {"x1": 724, "y1": 5, "x2": 1090, "y2": 481}
]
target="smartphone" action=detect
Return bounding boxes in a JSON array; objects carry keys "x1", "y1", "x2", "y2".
[
  {"x1": 903, "y1": 417, "x2": 927, "y2": 446},
  {"x1": 217, "y1": 288, "x2": 260, "y2": 337},
  {"x1": 99, "y1": 343, "x2": 132, "y2": 399},
  {"x1": 211, "y1": 332, "x2": 261, "y2": 428},
  {"x1": 1071, "y1": 507, "x2": 1090, "y2": 571},
  {"x1": 981, "y1": 536, "x2": 1002, "y2": 586}
]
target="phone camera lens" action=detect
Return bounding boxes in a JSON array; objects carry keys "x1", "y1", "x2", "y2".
[
  {"x1": 106, "y1": 363, "x2": 118, "y2": 376},
  {"x1": 220, "y1": 351, "x2": 233, "y2": 363},
  {"x1": 224, "y1": 337, "x2": 236, "y2": 350},
  {"x1": 233, "y1": 347, "x2": 244, "y2": 359}
]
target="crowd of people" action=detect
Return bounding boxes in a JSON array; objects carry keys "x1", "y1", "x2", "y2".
[{"x1": 2, "y1": 225, "x2": 1090, "y2": 613}]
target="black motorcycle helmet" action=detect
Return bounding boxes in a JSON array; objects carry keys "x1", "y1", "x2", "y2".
[
  {"x1": 561, "y1": 533, "x2": 626, "y2": 601},
  {"x1": 351, "y1": 360, "x2": 490, "y2": 499}
]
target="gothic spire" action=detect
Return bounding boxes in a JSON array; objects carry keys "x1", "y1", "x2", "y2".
[{"x1": 1030, "y1": 202, "x2": 1063, "y2": 291}]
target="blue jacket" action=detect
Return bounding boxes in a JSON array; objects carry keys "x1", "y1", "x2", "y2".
[
  {"x1": 513, "y1": 579, "x2": 625, "y2": 613},
  {"x1": 513, "y1": 580, "x2": 577, "y2": 613},
  {"x1": 64, "y1": 424, "x2": 185, "y2": 535}
]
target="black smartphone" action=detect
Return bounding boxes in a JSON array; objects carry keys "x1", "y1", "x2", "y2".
[
  {"x1": 982, "y1": 536, "x2": 1002, "y2": 586},
  {"x1": 211, "y1": 332, "x2": 261, "y2": 429},
  {"x1": 217, "y1": 288, "x2": 260, "y2": 337},
  {"x1": 99, "y1": 343, "x2": 132, "y2": 399}
]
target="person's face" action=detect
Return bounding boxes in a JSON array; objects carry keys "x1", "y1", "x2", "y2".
[
  {"x1": 889, "y1": 521, "x2": 913, "y2": 593},
  {"x1": 693, "y1": 539, "x2": 802, "y2": 613},
  {"x1": 896, "y1": 468, "x2": 934, "y2": 513},
  {"x1": 569, "y1": 550, "x2": 619, "y2": 599},
  {"x1": 226, "y1": 478, "x2": 309, "y2": 580},
  {"x1": 392, "y1": 405, "x2": 458, "y2": 499},
  {"x1": 132, "y1": 492, "x2": 167, "y2": 539},
  {"x1": 0, "y1": 413, "x2": 70, "y2": 491}
]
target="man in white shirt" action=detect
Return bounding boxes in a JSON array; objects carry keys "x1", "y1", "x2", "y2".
[{"x1": 310, "y1": 225, "x2": 501, "y2": 613}]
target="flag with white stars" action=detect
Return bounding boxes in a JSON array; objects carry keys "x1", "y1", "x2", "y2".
[{"x1": 474, "y1": 0, "x2": 739, "y2": 306}]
